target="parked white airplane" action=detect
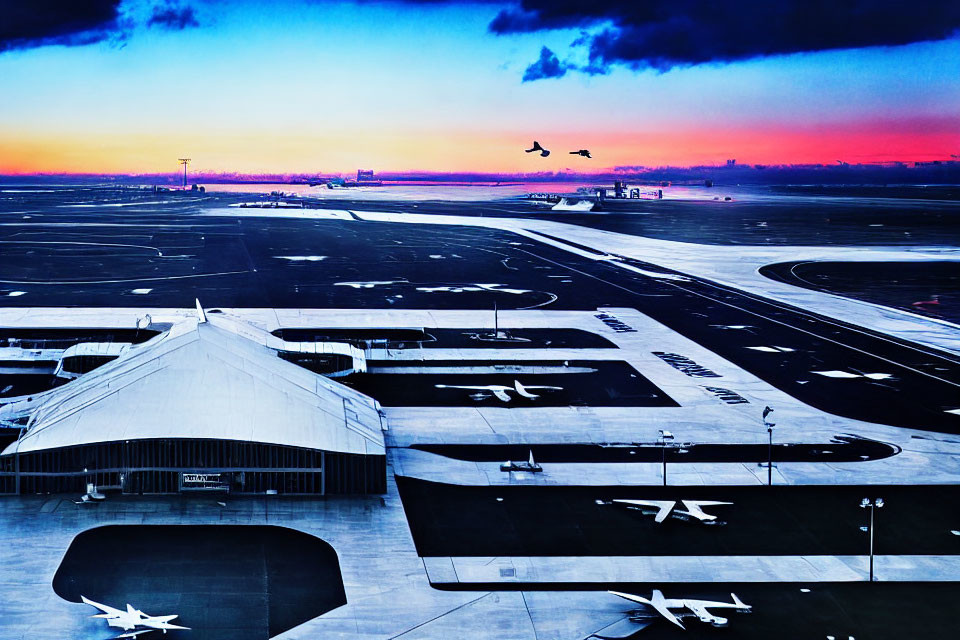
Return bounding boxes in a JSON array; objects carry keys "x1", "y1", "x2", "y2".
[
  {"x1": 82, "y1": 596, "x2": 189, "y2": 637},
  {"x1": 435, "y1": 380, "x2": 563, "y2": 402},
  {"x1": 609, "y1": 589, "x2": 751, "y2": 629},
  {"x1": 612, "y1": 499, "x2": 731, "y2": 523}
]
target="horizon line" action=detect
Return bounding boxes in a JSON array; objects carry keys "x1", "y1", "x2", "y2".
[{"x1": 2, "y1": 158, "x2": 959, "y2": 182}]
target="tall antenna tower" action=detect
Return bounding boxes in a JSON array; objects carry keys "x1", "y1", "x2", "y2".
[{"x1": 178, "y1": 158, "x2": 191, "y2": 189}]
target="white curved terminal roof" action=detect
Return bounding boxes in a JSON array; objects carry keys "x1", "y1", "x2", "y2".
[{"x1": 2, "y1": 318, "x2": 384, "y2": 456}]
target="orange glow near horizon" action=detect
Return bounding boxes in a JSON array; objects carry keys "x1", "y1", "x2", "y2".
[{"x1": 1, "y1": 117, "x2": 957, "y2": 176}]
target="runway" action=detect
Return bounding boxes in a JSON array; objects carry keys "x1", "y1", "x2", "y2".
[{"x1": 761, "y1": 260, "x2": 960, "y2": 323}]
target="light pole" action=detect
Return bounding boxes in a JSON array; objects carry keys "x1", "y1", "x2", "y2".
[
  {"x1": 658, "y1": 429, "x2": 674, "y2": 486},
  {"x1": 762, "y1": 406, "x2": 775, "y2": 486},
  {"x1": 860, "y1": 497, "x2": 884, "y2": 581},
  {"x1": 178, "y1": 158, "x2": 190, "y2": 189}
]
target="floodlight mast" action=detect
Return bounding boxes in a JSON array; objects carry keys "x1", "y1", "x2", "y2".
[
  {"x1": 658, "y1": 429, "x2": 674, "y2": 486},
  {"x1": 762, "y1": 406, "x2": 775, "y2": 486},
  {"x1": 860, "y1": 497, "x2": 884, "y2": 581},
  {"x1": 178, "y1": 158, "x2": 191, "y2": 189}
]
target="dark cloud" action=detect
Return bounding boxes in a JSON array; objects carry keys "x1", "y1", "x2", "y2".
[
  {"x1": 0, "y1": 1, "x2": 200, "y2": 53},
  {"x1": 490, "y1": 0, "x2": 960, "y2": 77},
  {"x1": 522, "y1": 46, "x2": 571, "y2": 81},
  {"x1": 147, "y1": 3, "x2": 200, "y2": 30},
  {"x1": 490, "y1": 6, "x2": 591, "y2": 33},
  {"x1": 0, "y1": 0, "x2": 127, "y2": 52}
]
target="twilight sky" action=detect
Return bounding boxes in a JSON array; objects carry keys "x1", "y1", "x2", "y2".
[{"x1": 1, "y1": 0, "x2": 958, "y2": 175}]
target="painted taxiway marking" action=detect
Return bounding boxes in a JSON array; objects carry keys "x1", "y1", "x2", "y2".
[
  {"x1": 812, "y1": 370, "x2": 893, "y2": 380},
  {"x1": 275, "y1": 255, "x2": 327, "y2": 262},
  {"x1": 0, "y1": 240, "x2": 162, "y2": 255},
  {"x1": 0, "y1": 270, "x2": 251, "y2": 285},
  {"x1": 333, "y1": 280, "x2": 406, "y2": 288}
]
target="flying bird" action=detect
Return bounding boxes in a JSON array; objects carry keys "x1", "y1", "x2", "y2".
[
  {"x1": 525, "y1": 141, "x2": 550, "y2": 157},
  {"x1": 570, "y1": 149, "x2": 592, "y2": 158}
]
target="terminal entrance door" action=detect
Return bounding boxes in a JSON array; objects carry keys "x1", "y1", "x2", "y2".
[{"x1": 179, "y1": 472, "x2": 231, "y2": 492}]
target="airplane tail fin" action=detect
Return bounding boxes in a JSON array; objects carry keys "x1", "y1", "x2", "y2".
[
  {"x1": 532, "y1": 141, "x2": 542, "y2": 151},
  {"x1": 653, "y1": 505, "x2": 671, "y2": 523},
  {"x1": 81, "y1": 595, "x2": 112, "y2": 618},
  {"x1": 514, "y1": 380, "x2": 539, "y2": 399},
  {"x1": 731, "y1": 593, "x2": 751, "y2": 610}
]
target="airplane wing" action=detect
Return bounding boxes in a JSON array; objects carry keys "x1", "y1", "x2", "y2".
[
  {"x1": 436, "y1": 384, "x2": 512, "y2": 401},
  {"x1": 684, "y1": 594, "x2": 751, "y2": 610},
  {"x1": 683, "y1": 600, "x2": 734, "y2": 626},
  {"x1": 114, "y1": 631, "x2": 153, "y2": 639},
  {"x1": 81, "y1": 596, "x2": 124, "y2": 618},
  {"x1": 142, "y1": 614, "x2": 180, "y2": 624},
  {"x1": 612, "y1": 499, "x2": 675, "y2": 523},
  {"x1": 143, "y1": 619, "x2": 190, "y2": 631},
  {"x1": 648, "y1": 590, "x2": 686, "y2": 629},
  {"x1": 684, "y1": 500, "x2": 733, "y2": 507},
  {"x1": 435, "y1": 384, "x2": 489, "y2": 391},
  {"x1": 609, "y1": 590, "x2": 685, "y2": 629},
  {"x1": 608, "y1": 590, "x2": 650, "y2": 606}
]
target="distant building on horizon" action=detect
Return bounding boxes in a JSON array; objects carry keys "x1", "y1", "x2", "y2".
[{"x1": 355, "y1": 169, "x2": 382, "y2": 187}]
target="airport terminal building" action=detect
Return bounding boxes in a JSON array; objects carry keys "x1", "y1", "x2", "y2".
[{"x1": 0, "y1": 316, "x2": 386, "y2": 495}]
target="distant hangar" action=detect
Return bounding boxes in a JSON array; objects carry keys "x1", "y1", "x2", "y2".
[{"x1": 0, "y1": 312, "x2": 386, "y2": 495}]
